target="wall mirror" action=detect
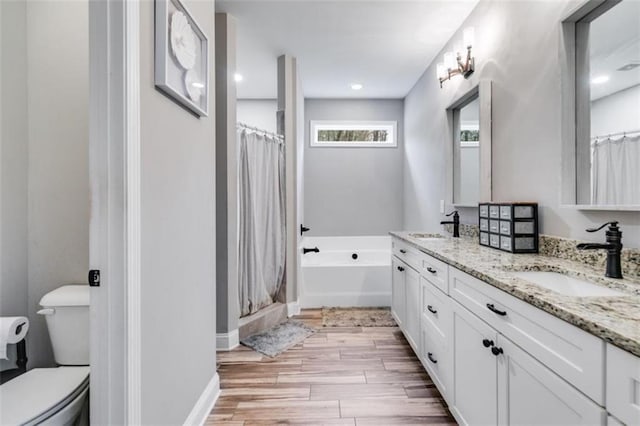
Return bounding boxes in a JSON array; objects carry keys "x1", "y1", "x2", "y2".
[
  {"x1": 562, "y1": 0, "x2": 640, "y2": 209},
  {"x1": 447, "y1": 80, "x2": 492, "y2": 207}
]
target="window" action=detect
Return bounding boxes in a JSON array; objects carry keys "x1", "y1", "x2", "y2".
[{"x1": 310, "y1": 121, "x2": 397, "y2": 147}]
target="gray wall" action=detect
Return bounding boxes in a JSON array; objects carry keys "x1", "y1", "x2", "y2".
[
  {"x1": 403, "y1": 0, "x2": 640, "y2": 247},
  {"x1": 139, "y1": 1, "x2": 217, "y2": 423},
  {"x1": 591, "y1": 84, "x2": 640, "y2": 137},
  {"x1": 237, "y1": 99, "x2": 277, "y2": 133},
  {"x1": 0, "y1": 0, "x2": 90, "y2": 368},
  {"x1": 1, "y1": 1, "x2": 28, "y2": 326},
  {"x1": 304, "y1": 99, "x2": 404, "y2": 236}
]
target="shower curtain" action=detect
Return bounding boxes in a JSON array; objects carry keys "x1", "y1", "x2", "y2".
[
  {"x1": 237, "y1": 127, "x2": 286, "y2": 317},
  {"x1": 591, "y1": 134, "x2": 640, "y2": 205}
]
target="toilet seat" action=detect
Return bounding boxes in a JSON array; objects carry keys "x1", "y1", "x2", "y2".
[{"x1": 0, "y1": 366, "x2": 89, "y2": 426}]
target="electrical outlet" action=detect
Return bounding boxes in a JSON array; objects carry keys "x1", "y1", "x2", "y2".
[{"x1": 440, "y1": 200, "x2": 445, "y2": 214}]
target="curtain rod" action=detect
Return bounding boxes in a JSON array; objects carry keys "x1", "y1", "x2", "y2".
[
  {"x1": 590, "y1": 129, "x2": 640, "y2": 140},
  {"x1": 237, "y1": 122, "x2": 284, "y2": 140}
]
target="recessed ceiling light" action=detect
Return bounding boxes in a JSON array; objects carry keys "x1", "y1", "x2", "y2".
[
  {"x1": 191, "y1": 82, "x2": 205, "y2": 89},
  {"x1": 591, "y1": 75, "x2": 609, "y2": 84},
  {"x1": 234, "y1": 73, "x2": 243, "y2": 82},
  {"x1": 351, "y1": 83, "x2": 363, "y2": 90}
]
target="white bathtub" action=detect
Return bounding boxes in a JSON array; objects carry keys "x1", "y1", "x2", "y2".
[{"x1": 300, "y1": 236, "x2": 391, "y2": 308}]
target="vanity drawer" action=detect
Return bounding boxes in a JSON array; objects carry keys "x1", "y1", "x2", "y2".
[
  {"x1": 490, "y1": 234, "x2": 500, "y2": 248},
  {"x1": 449, "y1": 267, "x2": 605, "y2": 404},
  {"x1": 421, "y1": 277, "x2": 452, "y2": 338},
  {"x1": 392, "y1": 239, "x2": 421, "y2": 271},
  {"x1": 420, "y1": 254, "x2": 449, "y2": 294},
  {"x1": 489, "y1": 219, "x2": 500, "y2": 233},
  {"x1": 479, "y1": 204, "x2": 489, "y2": 218},
  {"x1": 480, "y1": 232, "x2": 489, "y2": 246},
  {"x1": 489, "y1": 205, "x2": 500, "y2": 218},
  {"x1": 479, "y1": 218, "x2": 489, "y2": 232},
  {"x1": 421, "y1": 318, "x2": 451, "y2": 399},
  {"x1": 607, "y1": 344, "x2": 640, "y2": 425}
]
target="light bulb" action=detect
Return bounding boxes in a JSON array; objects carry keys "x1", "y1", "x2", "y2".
[
  {"x1": 464, "y1": 27, "x2": 475, "y2": 48},
  {"x1": 234, "y1": 73, "x2": 243, "y2": 82},
  {"x1": 444, "y1": 52, "x2": 456, "y2": 70}
]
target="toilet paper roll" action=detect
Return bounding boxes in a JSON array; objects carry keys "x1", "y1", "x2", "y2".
[{"x1": 0, "y1": 317, "x2": 29, "y2": 360}]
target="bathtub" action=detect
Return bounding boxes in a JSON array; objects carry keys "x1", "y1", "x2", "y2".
[{"x1": 300, "y1": 236, "x2": 391, "y2": 308}]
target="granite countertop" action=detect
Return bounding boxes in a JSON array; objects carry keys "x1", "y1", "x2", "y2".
[{"x1": 390, "y1": 231, "x2": 640, "y2": 358}]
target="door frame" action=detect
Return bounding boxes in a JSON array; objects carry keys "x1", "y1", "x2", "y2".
[{"x1": 89, "y1": 0, "x2": 141, "y2": 423}]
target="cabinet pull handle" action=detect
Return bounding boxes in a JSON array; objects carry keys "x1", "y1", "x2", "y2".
[
  {"x1": 397, "y1": 266, "x2": 405, "y2": 272},
  {"x1": 427, "y1": 305, "x2": 437, "y2": 314},
  {"x1": 427, "y1": 352, "x2": 438, "y2": 364},
  {"x1": 491, "y1": 346, "x2": 504, "y2": 356},
  {"x1": 400, "y1": 249, "x2": 407, "y2": 254},
  {"x1": 426, "y1": 267, "x2": 437, "y2": 274},
  {"x1": 486, "y1": 303, "x2": 507, "y2": 316},
  {"x1": 482, "y1": 339, "x2": 494, "y2": 348}
]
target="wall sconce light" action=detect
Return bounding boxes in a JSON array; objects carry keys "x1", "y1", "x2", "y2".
[{"x1": 437, "y1": 27, "x2": 475, "y2": 88}]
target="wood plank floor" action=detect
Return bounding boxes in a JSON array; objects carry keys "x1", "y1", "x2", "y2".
[{"x1": 207, "y1": 309, "x2": 456, "y2": 425}]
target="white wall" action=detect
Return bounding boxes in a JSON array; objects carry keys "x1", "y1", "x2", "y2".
[
  {"x1": 237, "y1": 99, "x2": 277, "y2": 133},
  {"x1": 591, "y1": 84, "x2": 640, "y2": 137},
  {"x1": 304, "y1": 99, "x2": 404, "y2": 236},
  {"x1": 403, "y1": 0, "x2": 640, "y2": 248},
  {"x1": 139, "y1": 1, "x2": 217, "y2": 423}
]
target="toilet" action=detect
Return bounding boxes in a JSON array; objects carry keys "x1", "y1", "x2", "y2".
[{"x1": 0, "y1": 285, "x2": 90, "y2": 426}]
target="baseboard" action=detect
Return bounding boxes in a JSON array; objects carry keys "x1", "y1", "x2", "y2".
[
  {"x1": 287, "y1": 300, "x2": 301, "y2": 317},
  {"x1": 183, "y1": 373, "x2": 220, "y2": 426},
  {"x1": 216, "y1": 329, "x2": 239, "y2": 351}
]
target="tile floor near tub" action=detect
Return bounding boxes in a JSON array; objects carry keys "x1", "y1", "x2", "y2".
[{"x1": 207, "y1": 309, "x2": 456, "y2": 425}]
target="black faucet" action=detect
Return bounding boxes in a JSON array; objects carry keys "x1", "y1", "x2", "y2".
[
  {"x1": 303, "y1": 247, "x2": 320, "y2": 254},
  {"x1": 576, "y1": 221, "x2": 623, "y2": 279},
  {"x1": 440, "y1": 211, "x2": 460, "y2": 238}
]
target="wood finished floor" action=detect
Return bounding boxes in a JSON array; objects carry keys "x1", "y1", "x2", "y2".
[{"x1": 207, "y1": 309, "x2": 457, "y2": 426}]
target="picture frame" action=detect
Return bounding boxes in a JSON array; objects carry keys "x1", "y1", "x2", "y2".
[{"x1": 155, "y1": 0, "x2": 209, "y2": 117}]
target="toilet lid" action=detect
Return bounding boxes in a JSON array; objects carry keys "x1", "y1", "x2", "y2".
[{"x1": 0, "y1": 366, "x2": 89, "y2": 425}]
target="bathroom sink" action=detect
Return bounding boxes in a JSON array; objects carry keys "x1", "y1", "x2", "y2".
[
  {"x1": 512, "y1": 271, "x2": 625, "y2": 297},
  {"x1": 409, "y1": 233, "x2": 444, "y2": 241}
]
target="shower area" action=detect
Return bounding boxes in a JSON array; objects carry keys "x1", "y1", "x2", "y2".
[
  {"x1": 236, "y1": 122, "x2": 289, "y2": 337},
  {"x1": 214, "y1": 12, "x2": 304, "y2": 349}
]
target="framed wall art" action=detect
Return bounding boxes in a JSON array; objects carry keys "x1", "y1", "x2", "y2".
[{"x1": 155, "y1": 0, "x2": 209, "y2": 117}]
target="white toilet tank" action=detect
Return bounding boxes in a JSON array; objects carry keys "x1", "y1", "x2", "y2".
[{"x1": 38, "y1": 285, "x2": 90, "y2": 366}]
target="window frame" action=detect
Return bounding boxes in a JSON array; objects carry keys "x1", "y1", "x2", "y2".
[{"x1": 309, "y1": 120, "x2": 398, "y2": 148}]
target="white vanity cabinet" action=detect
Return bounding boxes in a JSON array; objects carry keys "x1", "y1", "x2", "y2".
[
  {"x1": 606, "y1": 344, "x2": 640, "y2": 425},
  {"x1": 389, "y1": 236, "x2": 634, "y2": 426},
  {"x1": 392, "y1": 256, "x2": 421, "y2": 351},
  {"x1": 403, "y1": 265, "x2": 421, "y2": 352},
  {"x1": 391, "y1": 258, "x2": 406, "y2": 329}
]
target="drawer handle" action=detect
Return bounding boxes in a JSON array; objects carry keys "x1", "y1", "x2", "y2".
[
  {"x1": 400, "y1": 249, "x2": 407, "y2": 254},
  {"x1": 426, "y1": 267, "x2": 437, "y2": 274},
  {"x1": 486, "y1": 303, "x2": 507, "y2": 316},
  {"x1": 491, "y1": 346, "x2": 504, "y2": 356},
  {"x1": 427, "y1": 305, "x2": 437, "y2": 315},
  {"x1": 482, "y1": 339, "x2": 494, "y2": 348},
  {"x1": 427, "y1": 352, "x2": 438, "y2": 364},
  {"x1": 397, "y1": 266, "x2": 405, "y2": 272}
]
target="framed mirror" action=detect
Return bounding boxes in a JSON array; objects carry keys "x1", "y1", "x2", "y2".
[
  {"x1": 562, "y1": 0, "x2": 640, "y2": 210},
  {"x1": 447, "y1": 80, "x2": 492, "y2": 207}
]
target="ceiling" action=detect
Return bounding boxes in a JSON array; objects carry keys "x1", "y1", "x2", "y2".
[
  {"x1": 590, "y1": 0, "x2": 640, "y2": 100},
  {"x1": 215, "y1": 0, "x2": 479, "y2": 99}
]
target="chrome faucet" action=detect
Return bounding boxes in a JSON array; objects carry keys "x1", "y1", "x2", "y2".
[
  {"x1": 440, "y1": 211, "x2": 460, "y2": 238},
  {"x1": 576, "y1": 221, "x2": 623, "y2": 279}
]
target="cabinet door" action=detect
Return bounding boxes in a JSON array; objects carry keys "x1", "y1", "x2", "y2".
[
  {"x1": 497, "y1": 336, "x2": 605, "y2": 426},
  {"x1": 451, "y1": 301, "x2": 498, "y2": 426},
  {"x1": 391, "y1": 258, "x2": 406, "y2": 329},
  {"x1": 404, "y1": 266, "x2": 421, "y2": 352}
]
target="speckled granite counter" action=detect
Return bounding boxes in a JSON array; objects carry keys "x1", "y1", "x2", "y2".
[{"x1": 390, "y1": 231, "x2": 640, "y2": 357}]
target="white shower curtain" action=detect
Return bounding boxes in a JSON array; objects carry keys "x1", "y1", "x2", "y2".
[
  {"x1": 591, "y1": 134, "x2": 640, "y2": 205},
  {"x1": 237, "y1": 127, "x2": 286, "y2": 317}
]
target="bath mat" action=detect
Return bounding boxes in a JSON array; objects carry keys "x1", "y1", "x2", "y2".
[
  {"x1": 240, "y1": 320, "x2": 316, "y2": 358},
  {"x1": 322, "y1": 307, "x2": 397, "y2": 327}
]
